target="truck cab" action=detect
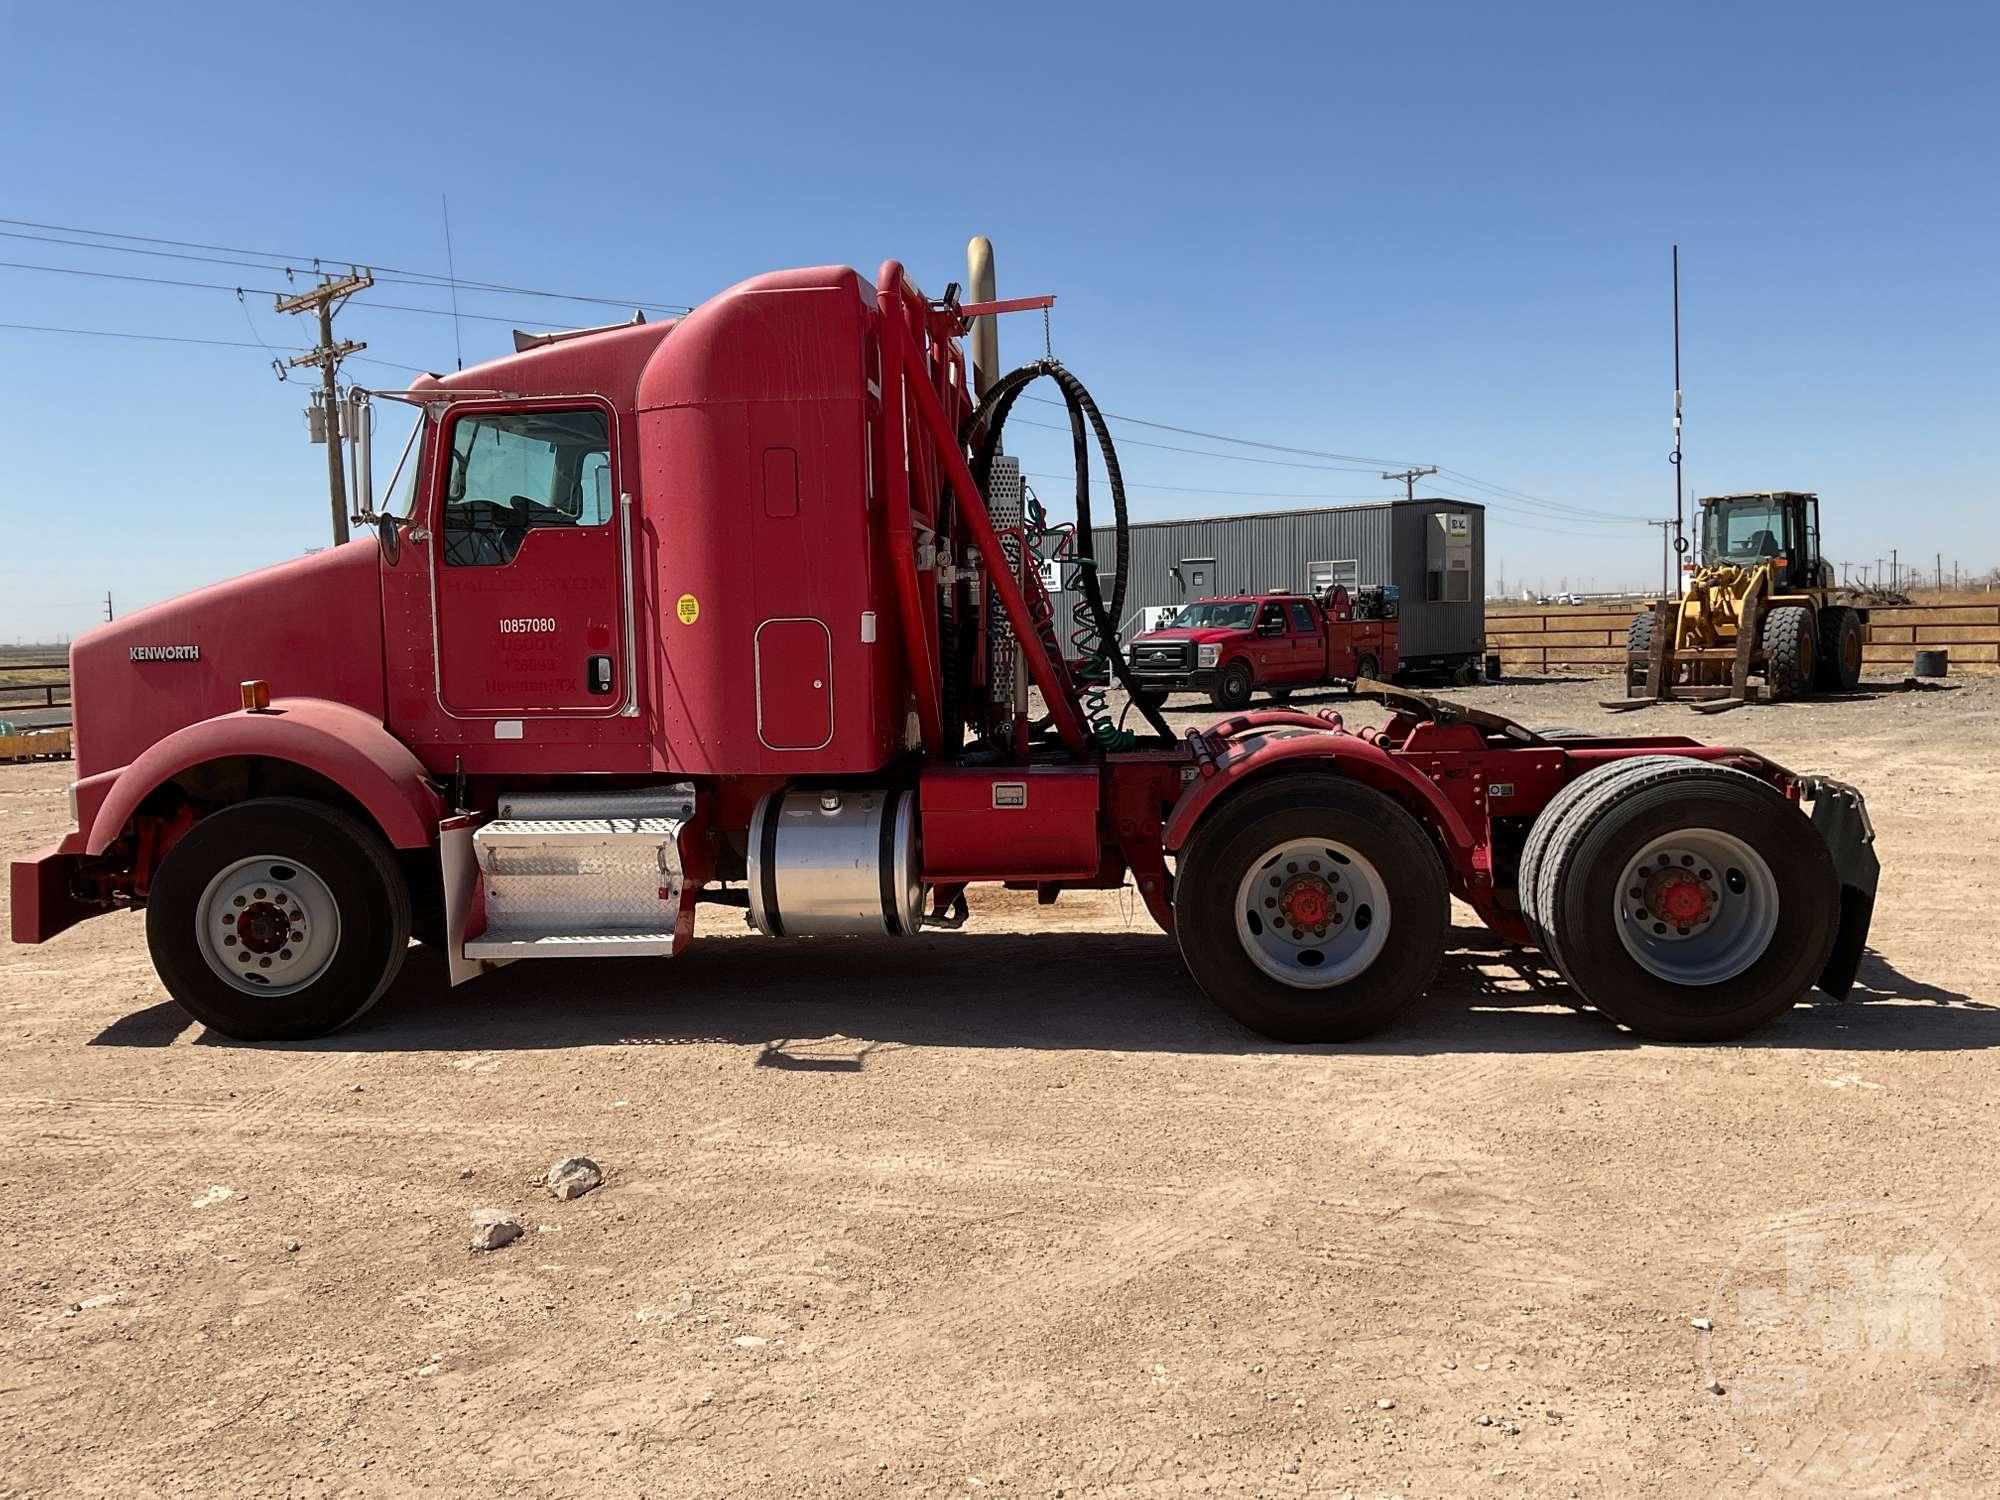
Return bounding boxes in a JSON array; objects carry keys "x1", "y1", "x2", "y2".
[{"x1": 1127, "y1": 590, "x2": 1399, "y2": 709}]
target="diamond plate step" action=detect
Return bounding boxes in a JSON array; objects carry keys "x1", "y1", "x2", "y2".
[{"x1": 472, "y1": 785, "x2": 694, "y2": 956}]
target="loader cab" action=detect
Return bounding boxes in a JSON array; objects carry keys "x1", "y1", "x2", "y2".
[{"x1": 1698, "y1": 492, "x2": 1822, "y2": 592}]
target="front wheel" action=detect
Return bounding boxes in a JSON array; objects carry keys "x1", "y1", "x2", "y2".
[
  {"x1": 146, "y1": 797, "x2": 413, "y2": 1041},
  {"x1": 1209, "y1": 659, "x2": 1255, "y2": 710},
  {"x1": 1173, "y1": 776, "x2": 1449, "y2": 1041}
]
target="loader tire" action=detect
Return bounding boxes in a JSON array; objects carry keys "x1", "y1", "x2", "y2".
[
  {"x1": 1815, "y1": 607, "x2": 1863, "y2": 692},
  {"x1": 1761, "y1": 605, "x2": 1816, "y2": 699},
  {"x1": 1528, "y1": 761, "x2": 1838, "y2": 1042},
  {"x1": 1626, "y1": 612, "x2": 1655, "y2": 689}
]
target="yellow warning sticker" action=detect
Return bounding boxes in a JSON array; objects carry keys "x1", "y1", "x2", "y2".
[{"x1": 675, "y1": 593, "x2": 700, "y2": 626}]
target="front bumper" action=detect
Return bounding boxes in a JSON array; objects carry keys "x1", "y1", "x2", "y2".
[
  {"x1": 1129, "y1": 669, "x2": 1219, "y2": 696},
  {"x1": 9, "y1": 845, "x2": 95, "y2": 944}
]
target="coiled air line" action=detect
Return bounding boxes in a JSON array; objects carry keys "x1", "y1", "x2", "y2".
[{"x1": 965, "y1": 361, "x2": 1175, "y2": 749}]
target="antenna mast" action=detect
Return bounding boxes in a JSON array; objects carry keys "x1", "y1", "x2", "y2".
[{"x1": 1671, "y1": 245, "x2": 1685, "y2": 566}]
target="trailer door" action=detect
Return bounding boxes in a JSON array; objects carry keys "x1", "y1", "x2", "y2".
[{"x1": 429, "y1": 402, "x2": 630, "y2": 717}]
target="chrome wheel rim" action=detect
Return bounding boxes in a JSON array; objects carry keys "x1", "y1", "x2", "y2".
[
  {"x1": 196, "y1": 855, "x2": 341, "y2": 996},
  {"x1": 1233, "y1": 837, "x2": 1390, "y2": 988},
  {"x1": 1614, "y1": 828, "x2": 1778, "y2": 986}
]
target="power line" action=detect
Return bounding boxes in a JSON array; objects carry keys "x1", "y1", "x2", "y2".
[
  {"x1": 1020, "y1": 392, "x2": 1412, "y2": 467},
  {"x1": 0, "y1": 319, "x2": 429, "y2": 371},
  {"x1": 0, "y1": 222, "x2": 689, "y2": 313},
  {"x1": 1020, "y1": 394, "x2": 1656, "y2": 524},
  {"x1": 0, "y1": 255, "x2": 587, "y2": 328},
  {"x1": 1009, "y1": 417, "x2": 1388, "y2": 474}
]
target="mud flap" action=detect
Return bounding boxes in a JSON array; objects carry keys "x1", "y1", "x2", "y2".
[
  {"x1": 440, "y1": 814, "x2": 512, "y2": 986},
  {"x1": 1801, "y1": 778, "x2": 1879, "y2": 999}
]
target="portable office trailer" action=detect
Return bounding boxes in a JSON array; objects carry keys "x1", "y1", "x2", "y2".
[{"x1": 1054, "y1": 498, "x2": 1485, "y2": 676}]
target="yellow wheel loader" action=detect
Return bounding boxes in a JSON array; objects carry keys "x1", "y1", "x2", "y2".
[{"x1": 1610, "y1": 492, "x2": 1869, "y2": 713}]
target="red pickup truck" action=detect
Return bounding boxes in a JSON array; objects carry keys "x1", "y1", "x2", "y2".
[{"x1": 1126, "y1": 587, "x2": 1401, "y2": 709}]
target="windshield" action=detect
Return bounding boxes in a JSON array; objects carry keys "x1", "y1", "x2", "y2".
[
  {"x1": 1168, "y1": 601, "x2": 1256, "y2": 630},
  {"x1": 1702, "y1": 500, "x2": 1788, "y2": 564}
]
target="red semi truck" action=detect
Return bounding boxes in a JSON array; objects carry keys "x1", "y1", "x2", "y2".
[
  {"x1": 1127, "y1": 585, "x2": 1401, "y2": 709},
  {"x1": 9, "y1": 248, "x2": 1879, "y2": 1047}
]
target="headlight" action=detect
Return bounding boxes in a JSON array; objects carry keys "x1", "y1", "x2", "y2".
[{"x1": 1198, "y1": 644, "x2": 1220, "y2": 667}]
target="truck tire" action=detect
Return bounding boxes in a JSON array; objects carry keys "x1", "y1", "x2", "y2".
[
  {"x1": 1815, "y1": 606, "x2": 1863, "y2": 692},
  {"x1": 1452, "y1": 660, "x2": 1480, "y2": 687},
  {"x1": 145, "y1": 797, "x2": 413, "y2": 1041},
  {"x1": 1519, "y1": 757, "x2": 1683, "y2": 954},
  {"x1": 1133, "y1": 688, "x2": 1170, "y2": 712},
  {"x1": 1626, "y1": 611, "x2": 1654, "y2": 656},
  {"x1": 1209, "y1": 659, "x2": 1255, "y2": 710},
  {"x1": 1173, "y1": 775, "x2": 1449, "y2": 1042},
  {"x1": 1353, "y1": 653, "x2": 1380, "y2": 686},
  {"x1": 1761, "y1": 604, "x2": 1816, "y2": 699},
  {"x1": 1529, "y1": 761, "x2": 1838, "y2": 1042}
]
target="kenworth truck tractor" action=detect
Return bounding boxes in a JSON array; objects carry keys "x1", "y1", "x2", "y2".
[{"x1": 10, "y1": 245, "x2": 1880, "y2": 1046}]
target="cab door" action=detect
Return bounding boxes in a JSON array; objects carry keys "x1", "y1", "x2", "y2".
[{"x1": 429, "y1": 401, "x2": 628, "y2": 717}]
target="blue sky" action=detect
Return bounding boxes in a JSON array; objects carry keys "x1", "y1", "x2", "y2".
[{"x1": 2, "y1": 0, "x2": 1994, "y2": 640}]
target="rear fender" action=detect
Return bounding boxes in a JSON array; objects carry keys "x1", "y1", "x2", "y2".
[
  {"x1": 1798, "y1": 776, "x2": 1880, "y2": 998},
  {"x1": 1163, "y1": 725, "x2": 1477, "y2": 863},
  {"x1": 86, "y1": 697, "x2": 442, "y2": 855}
]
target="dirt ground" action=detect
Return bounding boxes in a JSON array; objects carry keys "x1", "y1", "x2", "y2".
[{"x1": 4, "y1": 673, "x2": 1997, "y2": 1498}]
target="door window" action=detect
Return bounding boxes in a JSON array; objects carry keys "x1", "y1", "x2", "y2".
[
  {"x1": 1285, "y1": 601, "x2": 1316, "y2": 633},
  {"x1": 441, "y1": 408, "x2": 612, "y2": 567}
]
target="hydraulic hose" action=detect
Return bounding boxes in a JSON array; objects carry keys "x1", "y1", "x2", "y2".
[{"x1": 965, "y1": 361, "x2": 1174, "y2": 748}]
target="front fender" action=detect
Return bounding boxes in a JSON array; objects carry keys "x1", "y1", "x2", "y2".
[
  {"x1": 1163, "y1": 725, "x2": 1477, "y2": 859},
  {"x1": 86, "y1": 697, "x2": 442, "y2": 853}
]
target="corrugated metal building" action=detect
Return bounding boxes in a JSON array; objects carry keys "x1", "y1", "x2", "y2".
[{"x1": 1051, "y1": 497, "x2": 1487, "y2": 671}]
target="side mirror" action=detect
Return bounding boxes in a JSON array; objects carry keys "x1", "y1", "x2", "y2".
[{"x1": 376, "y1": 509, "x2": 401, "y2": 565}]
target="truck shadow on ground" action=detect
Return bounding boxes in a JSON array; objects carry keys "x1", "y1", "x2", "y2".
[{"x1": 91, "y1": 926, "x2": 1994, "y2": 1058}]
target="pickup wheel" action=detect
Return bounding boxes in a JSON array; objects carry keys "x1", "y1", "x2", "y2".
[
  {"x1": 1174, "y1": 776, "x2": 1449, "y2": 1042},
  {"x1": 1353, "y1": 653, "x2": 1380, "y2": 686},
  {"x1": 1209, "y1": 659, "x2": 1255, "y2": 710},
  {"x1": 145, "y1": 797, "x2": 413, "y2": 1042},
  {"x1": 1526, "y1": 761, "x2": 1838, "y2": 1041}
]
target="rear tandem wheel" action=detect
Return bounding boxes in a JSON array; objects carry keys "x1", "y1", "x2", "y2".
[
  {"x1": 1519, "y1": 759, "x2": 1838, "y2": 1041},
  {"x1": 1173, "y1": 775, "x2": 1449, "y2": 1042}
]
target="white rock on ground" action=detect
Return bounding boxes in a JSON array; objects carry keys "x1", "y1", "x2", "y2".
[
  {"x1": 469, "y1": 1209, "x2": 524, "y2": 1252},
  {"x1": 546, "y1": 1156, "x2": 604, "y2": 1201}
]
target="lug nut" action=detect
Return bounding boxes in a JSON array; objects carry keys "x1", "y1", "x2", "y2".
[
  {"x1": 258, "y1": 957, "x2": 272, "y2": 968},
  {"x1": 279, "y1": 948, "x2": 293, "y2": 960},
  {"x1": 223, "y1": 935, "x2": 237, "y2": 947},
  {"x1": 237, "y1": 951, "x2": 251, "y2": 963},
  {"x1": 233, "y1": 895, "x2": 246, "y2": 907}
]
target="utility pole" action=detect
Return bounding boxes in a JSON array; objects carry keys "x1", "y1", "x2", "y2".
[
  {"x1": 275, "y1": 270, "x2": 373, "y2": 546},
  {"x1": 103, "y1": 591, "x2": 113, "y2": 623},
  {"x1": 1382, "y1": 466, "x2": 1437, "y2": 501},
  {"x1": 1890, "y1": 548, "x2": 1899, "y2": 592},
  {"x1": 1647, "y1": 518, "x2": 1675, "y2": 598},
  {"x1": 1935, "y1": 552, "x2": 1942, "y2": 591}
]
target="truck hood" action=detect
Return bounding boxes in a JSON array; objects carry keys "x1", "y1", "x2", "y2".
[
  {"x1": 70, "y1": 537, "x2": 387, "y2": 777},
  {"x1": 1129, "y1": 626, "x2": 1242, "y2": 646}
]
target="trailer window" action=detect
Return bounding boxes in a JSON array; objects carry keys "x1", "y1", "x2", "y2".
[{"x1": 441, "y1": 408, "x2": 612, "y2": 567}]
